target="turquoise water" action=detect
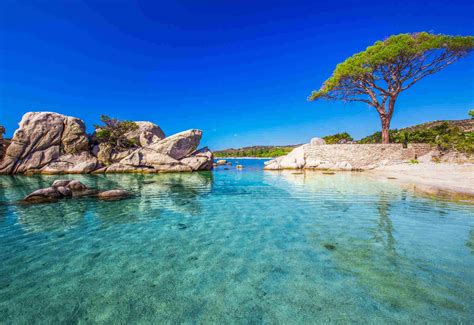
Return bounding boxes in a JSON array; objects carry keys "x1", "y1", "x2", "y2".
[{"x1": 0, "y1": 159, "x2": 473, "y2": 323}]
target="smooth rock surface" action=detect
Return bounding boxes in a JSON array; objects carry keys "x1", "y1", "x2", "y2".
[
  {"x1": 40, "y1": 152, "x2": 98, "y2": 174},
  {"x1": 310, "y1": 137, "x2": 326, "y2": 146},
  {"x1": 180, "y1": 147, "x2": 213, "y2": 171},
  {"x1": 125, "y1": 121, "x2": 165, "y2": 147},
  {"x1": 147, "y1": 129, "x2": 202, "y2": 160},
  {"x1": 23, "y1": 187, "x2": 63, "y2": 203},
  {"x1": 67, "y1": 180, "x2": 88, "y2": 191},
  {"x1": 0, "y1": 112, "x2": 89, "y2": 174}
]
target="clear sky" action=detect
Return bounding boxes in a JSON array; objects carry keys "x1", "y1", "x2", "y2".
[{"x1": 1, "y1": 0, "x2": 473, "y2": 149}]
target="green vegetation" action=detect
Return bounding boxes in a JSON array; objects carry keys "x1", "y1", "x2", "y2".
[
  {"x1": 359, "y1": 122, "x2": 474, "y2": 154},
  {"x1": 93, "y1": 115, "x2": 139, "y2": 150},
  {"x1": 322, "y1": 132, "x2": 353, "y2": 144},
  {"x1": 214, "y1": 145, "x2": 296, "y2": 158},
  {"x1": 309, "y1": 32, "x2": 474, "y2": 144},
  {"x1": 469, "y1": 110, "x2": 474, "y2": 119}
]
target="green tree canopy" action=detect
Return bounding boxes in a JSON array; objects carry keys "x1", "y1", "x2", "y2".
[{"x1": 309, "y1": 32, "x2": 474, "y2": 143}]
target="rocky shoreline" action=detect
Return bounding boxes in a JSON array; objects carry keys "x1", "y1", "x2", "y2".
[{"x1": 0, "y1": 112, "x2": 213, "y2": 175}]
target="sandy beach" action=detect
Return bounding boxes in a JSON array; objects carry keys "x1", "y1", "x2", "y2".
[{"x1": 369, "y1": 162, "x2": 474, "y2": 200}]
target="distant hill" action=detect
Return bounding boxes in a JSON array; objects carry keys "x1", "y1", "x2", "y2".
[
  {"x1": 397, "y1": 119, "x2": 474, "y2": 133},
  {"x1": 359, "y1": 119, "x2": 473, "y2": 154},
  {"x1": 214, "y1": 145, "x2": 300, "y2": 158}
]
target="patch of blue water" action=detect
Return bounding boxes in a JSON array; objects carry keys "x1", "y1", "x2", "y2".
[{"x1": 0, "y1": 165, "x2": 473, "y2": 323}]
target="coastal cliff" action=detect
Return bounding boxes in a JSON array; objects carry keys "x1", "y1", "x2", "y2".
[{"x1": 0, "y1": 112, "x2": 213, "y2": 175}]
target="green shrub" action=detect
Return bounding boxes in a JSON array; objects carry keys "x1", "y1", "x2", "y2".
[
  {"x1": 359, "y1": 122, "x2": 473, "y2": 154},
  {"x1": 93, "y1": 115, "x2": 139, "y2": 150},
  {"x1": 214, "y1": 146, "x2": 295, "y2": 158},
  {"x1": 323, "y1": 132, "x2": 353, "y2": 144}
]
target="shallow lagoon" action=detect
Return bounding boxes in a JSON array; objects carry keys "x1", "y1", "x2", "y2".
[{"x1": 0, "y1": 159, "x2": 473, "y2": 323}]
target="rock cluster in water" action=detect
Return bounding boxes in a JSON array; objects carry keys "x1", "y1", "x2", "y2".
[
  {"x1": 0, "y1": 112, "x2": 213, "y2": 174},
  {"x1": 22, "y1": 179, "x2": 130, "y2": 203}
]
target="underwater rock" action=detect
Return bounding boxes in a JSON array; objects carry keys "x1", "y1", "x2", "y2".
[
  {"x1": 97, "y1": 189, "x2": 131, "y2": 200},
  {"x1": 22, "y1": 187, "x2": 63, "y2": 203},
  {"x1": 22, "y1": 179, "x2": 89, "y2": 203},
  {"x1": 66, "y1": 180, "x2": 88, "y2": 191}
]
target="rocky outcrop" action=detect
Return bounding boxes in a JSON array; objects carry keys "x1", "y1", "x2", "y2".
[
  {"x1": 96, "y1": 148, "x2": 193, "y2": 173},
  {"x1": 264, "y1": 142, "x2": 433, "y2": 171},
  {"x1": 40, "y1": 152, "x2": 98, "y2": 174},
  {"x1": 0, "y1": 126, "x2": 7, "y2": 160},
  {"x1": 124, "y1": 121, "x2": 165, "y2": 147},
  {"x1": 0, "y1": 112, "x2": 213, "y2": 174},
  {"x1": 0, "y1": 112, "x2": 90, "y2": 174},
  {"x1": 180, "y1": 147, "x2": 213, "y2": 171},
  {"x1": 264, "y1": 145, "x2": 306, "y2": 170},
  {"x1": 147, "y1": 129, "x2": 202, "y2": 160}
]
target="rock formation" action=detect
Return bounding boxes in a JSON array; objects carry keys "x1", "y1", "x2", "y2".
[
  {"x1": 0, "y1": 112, "x2": 213, "y2": 174},
  {"x1": 0, "y1": 125, "x2": 6, "y2": 160},
  {"x1": 264, "y1": 142, "x2": 432, "y2": 171}
]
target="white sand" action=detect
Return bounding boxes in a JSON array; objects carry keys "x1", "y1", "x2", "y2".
[{"x1": 368, "y1": 162, "x2": 474, "y2": 197}]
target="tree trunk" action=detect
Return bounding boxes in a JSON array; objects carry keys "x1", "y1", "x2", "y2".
[{"x1": 381, "y1": 114, "x2": 391, "y2": 144}]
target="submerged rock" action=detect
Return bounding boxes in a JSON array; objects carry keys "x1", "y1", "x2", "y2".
[
  {"x1": 23, "y1": 187, "x2": 63, "y2": 203},
  {"x1": 67, "y1": 180, "x2": 88, "y2": 191},
  {"x1": 21, "y1": 179, "x2": 127, "y2": 203},
  {"x1": 22, "y1": 180, "x2": 90, "y2": 203},
  {"x1": 97, "y1": 189, "x2": 131, "y2": 200}
]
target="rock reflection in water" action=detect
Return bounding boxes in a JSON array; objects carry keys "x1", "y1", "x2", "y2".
[{"x1": 2, "y1": 172, "x2": 213, "y2": 233}]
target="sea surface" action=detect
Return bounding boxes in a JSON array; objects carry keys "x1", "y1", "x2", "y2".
[{"x1": 0, "y1": 159, "x2": 473, "y2": 323}]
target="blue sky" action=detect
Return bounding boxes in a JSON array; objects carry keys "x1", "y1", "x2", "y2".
[{"x1": 1, "y1": 0, "x2": 473, "y2": 149}]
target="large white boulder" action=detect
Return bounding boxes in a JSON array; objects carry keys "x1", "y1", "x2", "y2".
[
  {"x1": 147, "y1": 129, "x2": 202, "y2": 160},
  {"x1": 40, "y1": 152, "x2": 98, "y2": 174},
  {"x1": 0, "y1": 112, "x2": 89, "y2": 174},
  {"x1": 264, "y1": 145, "x2": 306, "y2": 170},
  {"x1": 180, "y1": 147, "x2": 213, "y2": 171},
  {"x1": 124, "y1": 121, "x2": 165, "y2": 147},
  {"x1": 310, "y1": 137, "x2": 326, "y2": 146}
]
